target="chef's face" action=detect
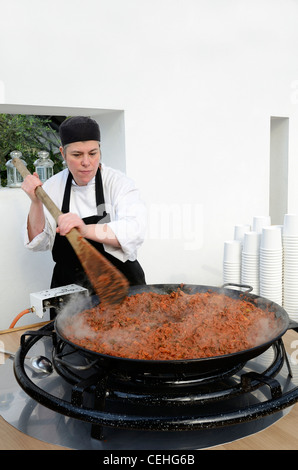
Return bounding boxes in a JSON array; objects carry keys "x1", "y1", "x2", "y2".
[{"x1": 60, "y1": 140, "x2": 101, "y2": 186}]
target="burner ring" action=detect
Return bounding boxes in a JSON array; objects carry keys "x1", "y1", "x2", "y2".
[{"x1": 11, "y1": 322, "x2": 298, "y2": 433}]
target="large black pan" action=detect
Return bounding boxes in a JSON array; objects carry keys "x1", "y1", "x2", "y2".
[{"x1": 54, "y1": 283, "x2": 297, "y2": 375}]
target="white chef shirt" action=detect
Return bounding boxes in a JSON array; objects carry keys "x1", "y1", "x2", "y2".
[{"x1": 23, "y1": 164, "x2": 147, "y2": 262}]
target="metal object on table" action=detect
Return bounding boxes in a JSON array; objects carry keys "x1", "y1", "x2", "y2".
[{"x1": 0, "y1": 349, "x2": 53, "y2": 375}]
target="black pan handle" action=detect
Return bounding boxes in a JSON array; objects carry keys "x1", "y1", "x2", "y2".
[
  {"x1": 288, "y1": 319, "x2": 298, "y2": 332},
  {"x1": 222, "y1": 283, "x2": 253, "y2": 293}
]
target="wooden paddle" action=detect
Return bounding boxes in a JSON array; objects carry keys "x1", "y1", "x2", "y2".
[{"x1": 13, "y1": 157, "x2": 129, "y2": 306}]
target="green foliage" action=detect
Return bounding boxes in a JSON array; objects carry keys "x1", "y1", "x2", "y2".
[{"x1": 0, "y1": 114, "x2": 64, "y2": 186}]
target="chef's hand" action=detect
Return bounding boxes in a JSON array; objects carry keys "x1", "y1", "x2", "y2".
[
  {"x1": 21, "y1": 173, "x2": 43, "y2": 203},
  {"x1": 56, "y1": 212, "x2": 88, "y2": 237}
]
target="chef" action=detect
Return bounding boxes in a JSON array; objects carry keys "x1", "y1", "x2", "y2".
[{"x1": 22, "y1": 116, "x2": 146, "y2": 304}]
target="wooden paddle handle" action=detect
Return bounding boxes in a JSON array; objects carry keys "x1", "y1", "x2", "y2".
[{"x1": 12, "y1": 157, "x2": 62, "y2": 223}]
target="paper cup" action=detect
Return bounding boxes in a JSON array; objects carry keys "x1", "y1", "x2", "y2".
[
  {"x1": 243, "y1": 231, "x2": 261, "y2": 254},
  {"x1": 283, "y1": 214, "x2": 298, "y2": 237},
  {"x1": 234, "y1": 224, "x2": 251, "y2": 242},
  {"x1": 261, "y1": 226, "x2": 282, "y2": 250},
  {"x1": 253, "y1": 215, "x2": 271, "y2": 233},
  {"x1": 223, "y1": 240, "x2": 242, "y2": 263}
]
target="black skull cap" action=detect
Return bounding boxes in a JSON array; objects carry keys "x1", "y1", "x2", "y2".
[{"x1": 59, "y1": 116, "x2": 101, "y2": 146}]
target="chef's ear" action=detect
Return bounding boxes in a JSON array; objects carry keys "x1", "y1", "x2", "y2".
[{"x1": 59, "y1": 146, "x2": 65, "y2": 160}]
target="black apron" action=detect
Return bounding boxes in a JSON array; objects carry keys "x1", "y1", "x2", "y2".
[{"x1": 50, "y1": 168, "x2": 146, "y2": 294}]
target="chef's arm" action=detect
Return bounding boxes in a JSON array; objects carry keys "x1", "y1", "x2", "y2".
[
  {"x1": 27, "y1": 200, "x2": 46, "y2": 242},
  {"x1": 84, "y1": 222, "x2": 121, "y2": 248},
  {"x1": 21, "y1": 174, "x2": 46, "y2": 242},
  {"x1": 56, "y1": 213, "x2": 121, "y2": 248}
]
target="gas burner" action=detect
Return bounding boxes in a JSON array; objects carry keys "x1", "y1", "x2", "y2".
[
  {"x1": 51, "y1": 338, "x2": 284, "y2": 404},
  {"x1": 12, "y1": 321, "x2": 298, "y2": 446}
]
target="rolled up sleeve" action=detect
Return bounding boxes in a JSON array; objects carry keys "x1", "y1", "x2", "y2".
[{"x1": 23, "y1": 217, "x2": 56, "y2": 252}]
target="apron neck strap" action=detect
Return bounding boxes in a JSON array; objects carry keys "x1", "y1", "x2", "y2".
[{"x1": 61, "y1": 167, "x2": 105, "y2": 215}]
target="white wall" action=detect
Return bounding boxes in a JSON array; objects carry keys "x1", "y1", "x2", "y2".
[
  {"x1": 0, "y1": 188, "x2": 54, "y2": 327},
  {"x1": 1, "y1": 0, "x2": 298, "y2": 329}
]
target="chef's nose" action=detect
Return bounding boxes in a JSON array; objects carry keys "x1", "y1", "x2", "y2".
[{"x1": 81, "y1": 154, "x2": 90, "y2": 166}]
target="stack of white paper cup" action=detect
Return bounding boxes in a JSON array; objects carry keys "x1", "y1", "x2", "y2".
[
  {"x1": 283, "y1": 214, "x2": 298, "y2": 320},
  {"x1": 223, "y1": 240, "x2": 242, "y2": 285},
  {"x1": 260, "y1": 226, "x2": 283, "y2": 305},
  {"x1": 241, "y1": 231, "x2": 260, "y2": 294},
  {"x1": 253, "y1": 215, "x2": 271, "y2": 233},
  {"x1": 234, "y1": 224, "x2": 251, "y2": 244}
]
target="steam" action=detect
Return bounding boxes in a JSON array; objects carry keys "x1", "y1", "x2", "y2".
[
  {"x1": 57, "y1": 294, "x2": 98, "y2": 340},
  {"x1": 246, "y1": 317, "x2": 280, "y2": 347}
]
